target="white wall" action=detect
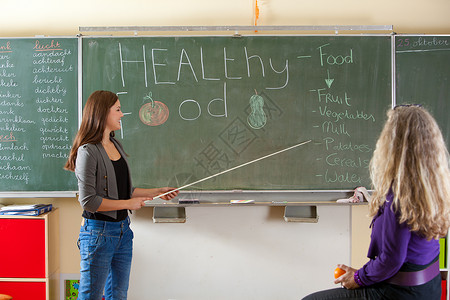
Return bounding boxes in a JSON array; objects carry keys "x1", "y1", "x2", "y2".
[
  {"x1": 130, "y1": 205, "x2": 350, "y2": 300},
  {"x1": 1, "y1": 0, "x2": 450, "y2": 36}
]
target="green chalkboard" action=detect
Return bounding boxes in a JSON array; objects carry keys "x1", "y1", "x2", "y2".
[
  {"x1": 82, "y1": 35, "x2": 391, "y2": 190},
  {"x1": 395, "y1": 35, "x2": 450, "y2": 148},
  {"x1": 0, "y1": 38, "x2": 78, "y2": 192}
]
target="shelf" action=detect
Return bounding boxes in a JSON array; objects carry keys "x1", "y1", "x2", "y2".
[
  {"x1": 146, "y1": 190, "x2": 369, "y2": 207},
  {"x1": 0, "y1": 209, "x2": 59, "y2": 300}
]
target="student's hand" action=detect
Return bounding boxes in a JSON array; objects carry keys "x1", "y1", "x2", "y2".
[
  {"x1": 334, "y1": 264, "x2": 360, "y2": 289},
  {"x1": 157, "y1": 187, "x2": 179, "y2": 200},
  {"x1": 127, "y1": 197, "x2": 150, "y2": 210}
]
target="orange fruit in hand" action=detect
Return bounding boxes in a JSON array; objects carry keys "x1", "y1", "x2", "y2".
[{"x1": 334, "y1": 267, "x2": 346, "y2": 279}]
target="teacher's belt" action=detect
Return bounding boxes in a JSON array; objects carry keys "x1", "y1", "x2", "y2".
[{"x1": 386, "y1": 260, "x2": 440, "y2": 286}]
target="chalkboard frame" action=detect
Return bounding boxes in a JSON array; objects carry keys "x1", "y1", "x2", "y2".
[{"x1": 80, "y1": 34, "x2": 393, "y2": 204}]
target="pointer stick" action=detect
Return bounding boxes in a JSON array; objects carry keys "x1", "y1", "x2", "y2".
[{"x1": 149, "y1": 139, "x2": 312, "y2": 201}]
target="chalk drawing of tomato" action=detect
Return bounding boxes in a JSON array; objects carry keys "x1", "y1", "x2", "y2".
[{"x1": 139, "y1": 92, "x2": 169, "y2": 126}]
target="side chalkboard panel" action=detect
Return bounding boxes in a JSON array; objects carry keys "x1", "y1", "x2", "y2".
[
  {"x1": 82, "y1": 35, "x2": 391, "y2": 191},
  {"x1": 0, "y1": 38, "x2": 78, "y2": 192},
  {"x1": 395, "y1": 35, "x2": 450, "y2": 148}
]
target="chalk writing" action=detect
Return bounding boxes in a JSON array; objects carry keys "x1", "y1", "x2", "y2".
[
  {"x1": 0, "y1": 41, "x2": 12, "y2": 53},
  {"x1": 0, "y1": 132, "x2": 16, "y2": 142},
  {"x1": 179, "y1": 82, "x2": 228, "y2": 121},
  {"x1": 320, "y1": 169, "x2": 362, "y2": 184},
  {"x1": 397, "y1": 37, "x2": 449, "y2": 49},
  {"x1": 119, "y1": 43, "x2": 290, "y2": 92},
  {"x1": 318, "y1": 106, "x2": 375, "y2": 122},
  {"x1": 33, "y1": 40, "x2": 62, "y2": 51},
  {"x1": 310, "y1": 88, "x2": 351, "y2": 106},
  {"x1": 317, "y1": 44, "x2": 354, "y2": 66},
  {"x1": 0, "y1": 61, "x2": 14, "y2": 68},
  {"x1": 303, "y1": 40, "x2": 378, "y2": 187},
  {"x1": 83, "y1": 36, "x2": 390, "y2": 190},
  {"x1": 32, "y1": 39, "x2": 73, "y2": 161},
  {"x1": 0, "y1": 38, "x2": 77, "y2": 190}
]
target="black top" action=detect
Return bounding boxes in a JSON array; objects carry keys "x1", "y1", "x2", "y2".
[{"x1": 82, "y1": 156, "x2": 130, "y2": 222}]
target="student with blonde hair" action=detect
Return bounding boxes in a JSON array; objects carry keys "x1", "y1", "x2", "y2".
[{"x1": 303, "y1": 104, "x2": 450, "y2": 300}]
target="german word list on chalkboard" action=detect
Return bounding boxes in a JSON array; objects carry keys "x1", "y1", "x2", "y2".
[{"x1": 0, "y1": 38, "x2": 78, "y2": 192}]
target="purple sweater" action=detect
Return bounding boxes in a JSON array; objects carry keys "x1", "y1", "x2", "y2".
[{"x1": 358, "y1": 190, "x2": 440, "y2": 286}]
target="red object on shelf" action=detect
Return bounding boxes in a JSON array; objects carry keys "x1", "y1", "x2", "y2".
[
  {"x1": 0, "y1": 281, "x2": 46, "y2": 300},
  {"x1": 442, "y1": 280, "x2": 447, "y2": 300},
  {"x1": 0, "y1": 219, "x2": 46, "y2": 278}
]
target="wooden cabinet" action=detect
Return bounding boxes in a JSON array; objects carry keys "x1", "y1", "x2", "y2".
[{"x1": 0, "y1": 209, "x2": 59, "y2": 300}]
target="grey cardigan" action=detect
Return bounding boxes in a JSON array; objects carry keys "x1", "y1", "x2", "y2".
[{"x1": 75, "y1": 137, "x2": 134, "y2": 219}]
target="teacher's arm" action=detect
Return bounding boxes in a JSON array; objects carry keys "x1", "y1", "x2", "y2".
[
  {"x1": 76, "y1": 145, "x2": 152, "y2": 212},
  {"x1": 132, "y1": 187, "x2": 179, "y2": 201}
]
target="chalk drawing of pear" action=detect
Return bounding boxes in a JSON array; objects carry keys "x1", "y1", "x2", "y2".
[{"x1": 247, "y1": 91, "x2": 267, "y2": 129}]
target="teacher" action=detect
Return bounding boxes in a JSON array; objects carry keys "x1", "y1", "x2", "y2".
[{"x1": 65, "y1": 90, "x2": 179, "y2": 300}]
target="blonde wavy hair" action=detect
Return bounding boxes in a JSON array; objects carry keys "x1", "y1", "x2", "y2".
[{"x1": 369, "y1": 105, "x2": 450, "y2": 240}]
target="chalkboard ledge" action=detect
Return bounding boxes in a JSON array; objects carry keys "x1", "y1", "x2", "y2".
[
  {"x1": 147, "y1": 190, "x2": 370, "y2": 206},
  {"x1": 150, "y1": 194, "x2": 367, "y2": 223},
  {"x1": 148, "y1": 201, "x2": 368, "y2": 207}
]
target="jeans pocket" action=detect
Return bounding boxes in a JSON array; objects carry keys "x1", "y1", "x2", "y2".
[{"x1": 79, "y1": 231, "x2": 105, "y2": 261}]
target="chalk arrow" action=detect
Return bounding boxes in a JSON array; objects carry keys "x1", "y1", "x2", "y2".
[{"x1": 325, "y1": 69, "x2": 334, "y2": 88}]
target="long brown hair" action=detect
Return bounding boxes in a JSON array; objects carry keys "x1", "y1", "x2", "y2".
[
  {"x1": 64, "y1": 90, "x2": 119, "y2": 171},
  {"x1": 369, "y1": 105, "x2": 450, "y2": 240}
]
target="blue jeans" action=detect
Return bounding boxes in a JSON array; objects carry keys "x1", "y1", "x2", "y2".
[{"x1": 77, "y1": 217, "x2": 134, "y2": 300}]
